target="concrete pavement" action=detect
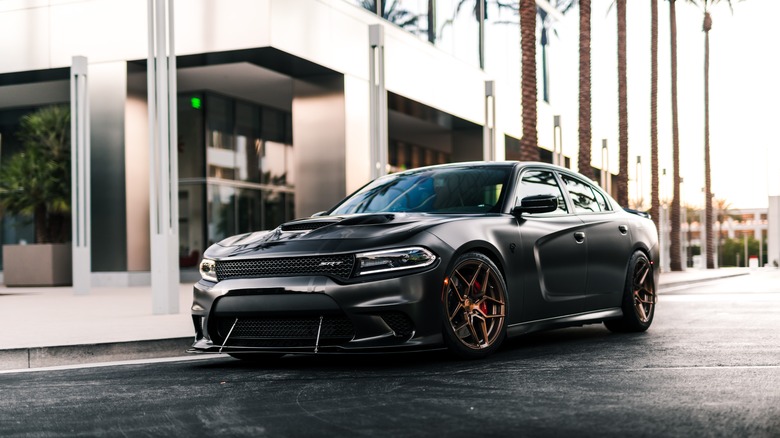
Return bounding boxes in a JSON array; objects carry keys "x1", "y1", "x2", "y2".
[{"x1": 0, "y1": 267, "x2": 759, "y2": 370}]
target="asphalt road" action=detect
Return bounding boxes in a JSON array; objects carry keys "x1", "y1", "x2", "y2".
[{"x1": 2, "y1": 271, "x2": 779, "y2": 437}]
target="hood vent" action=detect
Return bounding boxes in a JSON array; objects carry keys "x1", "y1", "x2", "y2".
[
  {"x1": 338, "y1": 214, "x2": 395, "y2": 226},
  {"x1": 280, "y1": 220, "x2": 338, "y2": 232}
]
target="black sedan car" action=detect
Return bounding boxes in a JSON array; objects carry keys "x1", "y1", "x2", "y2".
[{"x1": 190, "y1": 161, "x2": 658, "y2": 359}]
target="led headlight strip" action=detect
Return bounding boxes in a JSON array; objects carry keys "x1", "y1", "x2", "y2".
[{"x1": 355, "y1": 247, "x2": 436, "y2": 276}]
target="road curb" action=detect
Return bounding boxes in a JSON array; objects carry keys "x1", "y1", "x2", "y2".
[
  {"x1": 0, "y1": 337, "x2": 193, "y2": 371},
  {"x1": 658, "y1": 272, "x2": 750, "y2": 291}
]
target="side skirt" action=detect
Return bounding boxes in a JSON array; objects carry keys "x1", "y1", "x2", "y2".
[{"x1": 507, "y1": 308, "x2": 623, "y2": 337}]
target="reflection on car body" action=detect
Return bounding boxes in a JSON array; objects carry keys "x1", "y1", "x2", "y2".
[{"x1": 189, "y1": 161, "x2": 659, "y2": 360}]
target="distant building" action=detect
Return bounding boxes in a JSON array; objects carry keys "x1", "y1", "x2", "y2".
[
  {"x1": 679, "y1": 207, "x2": 768, "y2": 268},
  {"x1": 0, "y1": 1, "x2": 574, "y2": 284}
]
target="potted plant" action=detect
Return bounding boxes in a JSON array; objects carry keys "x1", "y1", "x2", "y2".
[{"x1": 0, "y1": 105, "x2": 72, "y2": 286}]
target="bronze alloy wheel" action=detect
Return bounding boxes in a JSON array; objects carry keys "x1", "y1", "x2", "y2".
[
  {"x1": 605, "y1": 251, "x2": 656, "y2": 333},
  {"x1": 632, "y1": 256, "x2": 656, "y2": 323},
  {"x1": 442, "y1": 252, "x2": 506, "y2": 357}
]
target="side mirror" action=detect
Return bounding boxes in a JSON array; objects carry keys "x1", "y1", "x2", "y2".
[{"x1": 512, "y1": 194, "x2": 558, "y2": 216}]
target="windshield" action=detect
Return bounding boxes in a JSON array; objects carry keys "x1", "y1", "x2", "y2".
[{"x1": 329, "y1": 166, "x2": 512, "y2": 215}]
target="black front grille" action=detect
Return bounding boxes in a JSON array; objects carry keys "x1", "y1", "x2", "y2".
[
  {"x1": 216, "y1": 255, "x2": 355, "y2": 281},
  {"x1": 215, "y1": 316, "x2": 355, "y2": 348}
]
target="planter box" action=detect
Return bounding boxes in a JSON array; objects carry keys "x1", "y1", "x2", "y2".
[{"x1": 2, "y1": 243, "x2": 72, "y2": 286}]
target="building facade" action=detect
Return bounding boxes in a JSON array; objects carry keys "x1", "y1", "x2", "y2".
[{"x1": 0, "y1": 0, "x2": 574, "y2": 284}]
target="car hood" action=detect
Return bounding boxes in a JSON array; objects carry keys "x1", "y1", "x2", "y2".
[{"x1": 203, "y1": 213, "x2": 459, "y2": 259}]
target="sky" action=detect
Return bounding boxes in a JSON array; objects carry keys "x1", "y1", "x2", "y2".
[{"x1": 549, "y1": 0, "x2": 780, "y2": 209}]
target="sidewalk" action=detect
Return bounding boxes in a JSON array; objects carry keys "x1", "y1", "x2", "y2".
[
  {"x1": 0, "y1": 284, "x2": 194, "y2": 370},
  {"x1": 0, "y1": 267, "x2": 755, "y2": 370}
]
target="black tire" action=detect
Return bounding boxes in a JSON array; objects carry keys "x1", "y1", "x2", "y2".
[
  {"x1": 605, "y1": 251, "x2": 656, "y2": 333},
  {"x1": 441, "y1": 252, "x2": 507, "y2": 359}
]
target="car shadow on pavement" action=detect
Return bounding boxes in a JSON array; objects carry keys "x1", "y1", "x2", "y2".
[{"x1": 189, "y1": 323, "x2": 650, "y2": 372}]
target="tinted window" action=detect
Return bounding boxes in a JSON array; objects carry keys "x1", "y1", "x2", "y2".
[
  {"x1": 330, "y1": 167, "x2": 511, "y2": 215},
  {"x1": 594, "y1": 189, "x2": 612, "y2": 211},
  {"x1": 561, "y1": 175, "x2": 602, "y2": 213},
  {"x1": 516, "y1": 170, "x2": 568, "y2": 214}
]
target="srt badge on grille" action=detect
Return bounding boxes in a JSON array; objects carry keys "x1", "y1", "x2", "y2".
[{"x1": 318, "y1": 261, "x2": 343, "y2": 267}]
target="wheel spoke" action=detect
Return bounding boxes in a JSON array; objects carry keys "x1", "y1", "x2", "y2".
[
  {"x1": 468, "y1": 264, "x2": 483, "y2": 289},
  {"x1": 448, "y1": 277, "x2": 467, "y2": 303},
  {"x1": 449, "y1": 302, "x2": 464, "y2": 321},
  {"x1": 482, "y1": 295, "x2": 505, "y2": 306},
  {"x1": 466, "y1": 318, "x2": 481, "y2": 345},
  {"x1": 634, "y1": 291, "x2": 649, "y2": 321},
  {"x1": 480, "y1": 268, "x2": 491, "y2": 295},
  {"x1": 475, "y1": 314, "x2": 489, "y2": 348},
  {"x1": 635, "y1": 262, "x2": 650, "y2": 287}
]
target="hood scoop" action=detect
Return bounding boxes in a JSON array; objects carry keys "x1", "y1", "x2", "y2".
[
  {"x1": 280, "y1": 219, "x2": 340, "y2": 232},
  {"x1": 337, "y1": 214, "x2": 395, "y2": 226}
]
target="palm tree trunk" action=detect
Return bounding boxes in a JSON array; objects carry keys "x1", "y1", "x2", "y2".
[
  {"x1": 703, "y1": 11, "x2": 715, "y2": 269},
  {"x1": 34, "y1": 204, "x2": 48, "y2": 244},
  {"x1": 578, "y1": 0, "x2": 593, "y2": 180},
  {"x1": 616, "y1": 0, "x2": 628, "y2": 206},
  {"x1": 650, "y1": 0, "x2": 660, "y2": 236},
  {"x1": 669, "y1": 0, "x2": 683, "y2": 271},
  {"x1": 519, "y1": 0, "x2": 539, "y2": 161}
]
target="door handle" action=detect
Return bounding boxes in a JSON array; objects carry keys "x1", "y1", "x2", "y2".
[
  {"x1": 574, "y1": 232, "x2": 585, "y2": 243},
  {"x1": 618, "y1": 225, "x2": 628, "y2": 235}
]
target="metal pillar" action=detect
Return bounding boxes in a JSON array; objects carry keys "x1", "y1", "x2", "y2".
[
  {"x1": 601, "y1": 139, "x2": 610, "y2": 195},
  {"x1": 769, "y1": 196, "x2": 780, "y2": 268},
  {"x1": 552, "y1": 115, "x2": 562, "y2": 166},
  {"x1": 369, "y1": 24, "x2": 387, "y2": 179},
  {"x1": 483, "y1": 81, "x2": 496, "y2": 161},
  {"x1": 147, "y1": 0, "x2": 179, "y2": 314},
  {"x1": 71, "y1": 56, "x2": 91, "y2": 295}
]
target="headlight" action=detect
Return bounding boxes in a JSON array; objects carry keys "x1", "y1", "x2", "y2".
[
  {"x1": 355, "y1": 247, "x2": 436, "y2": 276},
  {"x1": 199, "y1": 258, "x2": 217, "y2": 282}
]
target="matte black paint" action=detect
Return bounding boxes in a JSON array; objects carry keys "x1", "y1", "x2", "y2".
[{"x1": 190, "y1": 162, "x2": 659, "y2": 355}]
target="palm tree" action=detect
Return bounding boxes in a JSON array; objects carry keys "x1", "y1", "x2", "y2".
[
  {"x1": 689, "y1": 0, "x2": 737, "y2": 269},
  {"x1": 650, "y1": 0, "x2": 660, "y2": 236},
  {"x1": 616, "y1": 0, "x2": 628, "y2": 206},
  {"x1": 669, "y1": 0, "x2": 683, "y2": 271},
  {"x1": 577, "y1": 0, "x2": 594, "y2": 180},
  {"x1": 538, "y1": 1, "x2": 576, "y2": 103},
  {"x1": 0, "y1": 106, "x2": 71, "y2": 244},
  {"x1": 519, "y1": 0, "x2": 540, "y2": 161},
  {"x1": 359, "y1": 0, "x2": 424, "y2": 35}
]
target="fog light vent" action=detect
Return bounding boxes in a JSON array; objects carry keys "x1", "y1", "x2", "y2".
[{"x1": 379, "y1": 312, "x2": 415, "y2": 338}]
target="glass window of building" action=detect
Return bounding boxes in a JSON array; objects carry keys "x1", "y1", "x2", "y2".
[{"x1": 178, "y1": 92, "x2": 294, "y2": 266}]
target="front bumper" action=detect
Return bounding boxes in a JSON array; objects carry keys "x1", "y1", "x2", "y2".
[{"x1": 188, "y1": 264, "x2": 446, "y2": 355}]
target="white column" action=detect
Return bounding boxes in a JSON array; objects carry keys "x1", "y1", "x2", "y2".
[
  {"x1": 71, "y1": 56, "x2": 91, "y2": 295},
  {"x1": 147, "y1": 0, "x2": 179, "y2": 314},
  {"x1": 483, "y1": 80, "x2": 495, "y2": 161},
  {"x1": 369, "y1": 24, "x2": 387, "y2": 179},
  {"x1": 769, "y1": 196, "x2": 780, "y2": 268}
]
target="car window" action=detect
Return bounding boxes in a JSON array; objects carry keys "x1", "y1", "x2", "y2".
[
  {"x1": 594, "y1": 188, "x2": 612, "y2": 211},
  {"x1": 329, "y1": 167, "x2": 512, "y2": 215},
  {"x1": 516, "y1": 169, "x2": 568, "y2": 214},
  {"x1": 561, "y1": 175, "x2": 602, "y2": 213}
]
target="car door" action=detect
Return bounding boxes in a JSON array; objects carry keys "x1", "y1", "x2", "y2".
[
  {"x1": 559, "y1": 173, "x2": 632, "y2": 310},
  {"x1": 513, "y1": 168, "x2": 590, "y2": 321}
]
